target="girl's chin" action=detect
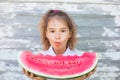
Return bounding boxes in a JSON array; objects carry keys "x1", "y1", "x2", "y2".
[
  {"x1": 53, "y1": 46, "x2": 60, "y2": 49},
  {"x1": 53, "y1": 46, "x2": 61, "y2": 49}
]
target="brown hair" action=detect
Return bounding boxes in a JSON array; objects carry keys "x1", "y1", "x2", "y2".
[{"x1": 39, "y1": 9, "x2": 77, "y2": 50}]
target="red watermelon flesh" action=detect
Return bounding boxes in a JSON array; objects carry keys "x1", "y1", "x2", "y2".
[{"x1": 18, "y1": 51, "x2": 98, "y2": 79}]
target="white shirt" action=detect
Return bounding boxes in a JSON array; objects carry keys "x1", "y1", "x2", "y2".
[
  {"x1": 42, "y1": 46, "x2": 77, "y2": 56},
  {"x1": 40, "y1": 46, "x2": 84, "y2": 80}
]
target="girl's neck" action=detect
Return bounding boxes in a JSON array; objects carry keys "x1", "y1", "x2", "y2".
[{"x1": 53, "y1": 47, "x2": 67, "y2": 55}]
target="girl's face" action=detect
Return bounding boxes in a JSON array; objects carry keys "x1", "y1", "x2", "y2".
[{"x1": 46, "y1": 17, "x2": 71, "y2": 51}]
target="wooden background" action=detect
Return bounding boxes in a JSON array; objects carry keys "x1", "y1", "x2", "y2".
[{"x1": 0, "y1": 0, "x2": 120, "y2": 80}]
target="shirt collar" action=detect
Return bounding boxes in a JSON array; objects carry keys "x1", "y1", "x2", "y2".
[{"x1": 48, "y1": 46, "x2": 71, "y2": 56}]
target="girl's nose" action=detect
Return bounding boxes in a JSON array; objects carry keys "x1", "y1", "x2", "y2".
[{"x1": 55, "y1": 32, "x2": 60, "y2": 39}]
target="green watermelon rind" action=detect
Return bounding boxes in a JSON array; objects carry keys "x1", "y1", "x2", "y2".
[{"x1": 17, "y1": 52, "x2": 98, "y2": 79}]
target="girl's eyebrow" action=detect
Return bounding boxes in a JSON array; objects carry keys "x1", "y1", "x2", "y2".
[
  {"x1": 47, "y1": 27, "x2": 69, "y2": 30},
  {"x1": 48, "y1": 27, "x2": 68, "y2": 29},
  {"x1": 61, "y1": 27, "x2": 69, "y2": 29},
  {"x1": 47, "y1": 28, "x2": 54, "y2": 30}
]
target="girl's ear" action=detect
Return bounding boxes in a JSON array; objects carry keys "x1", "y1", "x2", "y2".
[
  {"x1": 69, "y1": 31, "x2": 72, "y2": 38},
  {"x1": 46, "y1": 32, "x2": 49, "y2": 39}
]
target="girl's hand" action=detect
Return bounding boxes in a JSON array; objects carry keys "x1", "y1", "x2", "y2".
[
  {"x1": 74, "y1": 75, "x2": 86, "y2": 80},
  {"x1": 22, "y1": 68, "x2": 46, "y2": 80},
  {"x1": 22, "y1": 66, "x2": 96, "y2": 80},
  {"x1": 74, "y1": 67, "x2": 97, "y2": 80}
]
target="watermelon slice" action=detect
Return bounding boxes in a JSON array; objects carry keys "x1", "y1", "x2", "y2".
[{"x1": 17, "y1": 51, "x2": 98, "y2": 79}]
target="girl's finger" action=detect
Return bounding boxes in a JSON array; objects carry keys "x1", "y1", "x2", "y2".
[
  {"x1": 33, "y1": 77, "x2": 45, "y2": 80},
  {"x1": 93, "y1": 67, "x2": 97, "y2": 72},
  {"x1": 86, "y1": 67, "x2": 97, "y2": 78},
  {"x1": 30, "y1": 73, "x2": 34, "y2": 79},
  {"x1": 22, "y1": 68, "x2": 25, "y2": 74},
  {"x1": 24, "y1": 69, "x2": 31, "y2": 77},
  {"x1": 74, "y1": 75, "x2": 86, "y2": 80},
  {"x1": 24, "y1": 69, "x2": 27, "y2": 73},
  {"x1": 87, "y1": 71, "x2": 93, "y2": 78}
]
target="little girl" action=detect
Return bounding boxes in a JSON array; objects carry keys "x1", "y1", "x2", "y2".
[{"x1": 23, "y1": 9, "x2": 96, "y2": 80}]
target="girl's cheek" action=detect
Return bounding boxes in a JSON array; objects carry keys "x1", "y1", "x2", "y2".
[
  {"x1": 49, "y1": 33, "x2": 55, "y2": 37},
  {"x1": 50, "y1": 34, "x2": 56, "y2": 40},
  {"x1": 61, "y1": 33, "x2": 69, "y2": 37}
]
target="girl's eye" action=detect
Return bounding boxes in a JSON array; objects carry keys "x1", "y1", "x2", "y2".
[
  {"x1": 50, "y1": 31, "x2": 55, "y2": 33},
  {"x1": 61, "y1": 30, "x2": 66, "y2": 32}
]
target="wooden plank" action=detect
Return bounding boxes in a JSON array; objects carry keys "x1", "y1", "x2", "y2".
[
  {"x1": 0, "y1": 2, "x2": 120, "y2": 16},
  {"x1": 1, "y1": 0, "x2": 119, "y2": 5},
  {"x1": 0, "y1": 38, "x2": 42, "y2": 49},
  {"x1": 0, "y1": 14, "x2": 116, "y2": 28},
  {"x1": 0, "y1": 37, "x2": 120, "y2": 52}
]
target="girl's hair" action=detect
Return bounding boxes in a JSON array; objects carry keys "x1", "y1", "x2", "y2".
[{"x1": 39, "y1": 9, "x2": 77, "y2": 50}]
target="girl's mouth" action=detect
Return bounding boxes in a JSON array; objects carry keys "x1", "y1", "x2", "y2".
[{"x1": 55, "y1": 42, "x2": 61, "y2": 46}]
